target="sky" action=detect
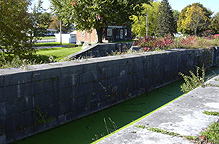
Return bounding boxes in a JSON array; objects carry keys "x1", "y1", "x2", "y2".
[
  {"x1": 166, "y1": 0, "x2": 219, "y2": 14},
  {"x1": 31, "y1": 0, "x2": 219, "y2": 15}
]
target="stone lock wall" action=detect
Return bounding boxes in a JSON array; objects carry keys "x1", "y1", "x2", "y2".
[
  {"x1": 0, "y1": 48, "x2": 216, "y2": 143},
  {"x1": 66, "y1": 42, "x2": 134, "y2": 60}
]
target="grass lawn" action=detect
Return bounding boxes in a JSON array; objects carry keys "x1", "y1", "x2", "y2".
[
  {"x1": 35, "y1": 47, "x2": 82, "y2": 62},
  {"x1": 34, "y1": 42, "x2": 68, "y2": 47},
  {"x1": 39, "y1": 36, "x2": 56, "y2": 40}
]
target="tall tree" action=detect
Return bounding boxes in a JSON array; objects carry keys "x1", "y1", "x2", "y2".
[
  {"x1": 0, "y1": 0, "x2": 34, "y2": 58},
  {"x1": 51, "y1": 0, "x2": 150, "y2": 43},
  {"x1": 30, "y1": 0, "x2": 53, "y2": 39},
  {"x1": 49, "y1": 16, "x2": 73, "y2": 33},
  {"x1": 156, "y1": 0, "x2": 176, "y2": 37},
  {"x1": 130, "y1": 1, "x2": 160, "y2": 37},
  {"x1": 177, "y1": 3, "x2": 213, "y2": 35},
  {"x1": 210, "y1": 12, "x2": 219, "y2": 34}
]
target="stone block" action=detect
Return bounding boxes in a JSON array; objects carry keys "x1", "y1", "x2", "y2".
[
  {"x1": 83, "y1": 63, "x2": 97, "y2": 72},
  {"x1": 82, "y1": 71, "x2": 97, "y2": 84},
  {"x1": 4, "y1": 85, "x2": 18, "y2": 101},
  {"x1": 74, "y1": 96, "x2": 88, "y2": 110},
  {"x1": 0, "y1": 87, "x2": 6, "y2": 103},
  {"x1": 0, "y1": 103, "x2": 6, "y2": 117},
  {"x1": 25, "y1": 111, "x2": 35, "y2": 126},
  {"x1": 48, "y1": 103, "x2": 61, "y2": 118},
  {"x1": 72, "y1": 85, "x2": 82, "y2": 98},
  {"x1": 61, "y1": 64, "x2": 83, "y2": 76},
  {"x1": 59, "y1": 88, "x2": 72, "y2": 102},
  {"x1": 5, "y1": 114, "x2": 20, "y2": 133},
  {"x1": 20, "y1": 83, "x2": 33, "y2": 97},
  {"x1": 32, "y1": 68, "x2": 61, "y2": 81},
  {"x1": 0, "y1": 75, "x2": 4, "y2": 88},
  {"x1": 4, "y1": 72, "x2": 32, "y2": 86},
  {"x1": 0, "y1": 135, "x2": 6, "y2": 144}
]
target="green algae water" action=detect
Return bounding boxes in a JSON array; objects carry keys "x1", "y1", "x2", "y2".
[{"x1": 14, "y1": 67, "x2": 219, "y2": 144}]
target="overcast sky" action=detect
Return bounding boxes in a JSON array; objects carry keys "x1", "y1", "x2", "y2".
[{"x1": 30, "y1": 0, "x2": 219, "y2": 14}]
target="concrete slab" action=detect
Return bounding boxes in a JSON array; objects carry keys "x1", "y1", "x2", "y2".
[{"x1": 96, "y1": 76, "x2": 219, "y2": 144}]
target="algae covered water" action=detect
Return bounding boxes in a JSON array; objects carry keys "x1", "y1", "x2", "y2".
[{"x1": 15, "y1": 67, "x2": 219, "y2": 144}]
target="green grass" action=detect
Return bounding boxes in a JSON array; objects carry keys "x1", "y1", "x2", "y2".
[
  {"x1": 35, "y1": 47, "x2": 82, "y2": 62},
  {"x1": 34, "y1": 42, "x2": 68, "y2": 47},
  {"x1": 201, "y1": 121, "x2": 219, "y2": 144},
  {"x1": 40, "y1": 36, "x2": 55, "y2": 40},
  {"x1": 136, "y1": 125, "x2": 182, "y2": 137},
  {"x1": 203, "y1": 111, "x2": 219, "y2": 116}
]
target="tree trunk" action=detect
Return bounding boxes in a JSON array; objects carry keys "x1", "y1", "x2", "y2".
[{"x1": 96, "y1": 27, "x2": 103, "y2": 43}]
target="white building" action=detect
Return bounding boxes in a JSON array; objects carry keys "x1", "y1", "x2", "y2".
[{"x1": 55, "y1": 31, "x2": 76, "y2": 44}]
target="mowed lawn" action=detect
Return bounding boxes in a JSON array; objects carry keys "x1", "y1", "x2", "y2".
[{"x1": 35, "y1": 47, "x2": 82, "y2": 62}]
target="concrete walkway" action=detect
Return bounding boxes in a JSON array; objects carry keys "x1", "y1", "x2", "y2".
[{"x1": 96, "y1": 75, "x2": 219, "y2": 144}]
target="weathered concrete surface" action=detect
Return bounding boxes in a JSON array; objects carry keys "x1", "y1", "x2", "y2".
[{"x1": 96, "y1": 76, "x2": 219, "y2": 144}]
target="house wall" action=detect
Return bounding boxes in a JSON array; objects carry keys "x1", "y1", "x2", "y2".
[
  {"x1": 0, "y1": 47, "x2": 217, "y2": 143},
  {"x1": 55, "y1": 33, "x2": 76, "y2": 44},
  {"x1": 76, "y1": 30, "x2": 98, "y2": 44}
]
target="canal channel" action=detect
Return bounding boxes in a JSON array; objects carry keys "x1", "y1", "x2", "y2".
[{"x1": 14, "y1": 67, "x2": 219, "y2": 144}]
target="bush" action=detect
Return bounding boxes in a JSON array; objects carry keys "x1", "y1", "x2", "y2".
[{"x1": 66, "y1": 44, "x2": 79, "y2": 48}]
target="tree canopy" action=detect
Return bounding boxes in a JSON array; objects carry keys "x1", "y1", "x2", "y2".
[
  {"x1": 30, "y1": 0, "x2": 53, "y2": 38},
  {"x1": 51, "y1": 0, "x2": 150, "y2": 43},
  {"x1": 130, "y1": 1, "x2": 160, "y2": 37},
  {"x1": 156, "y1": 0, "x2": 176, "y2": 37},
  {"x1": 177, "y1": 3, "x2": 213, "y2": 35},
  {"x1": 0, "y1": 0, "x2": 34, "y2": 59},
  {"x1": 49, "y1": 16, "x2": 73, "y2": 33},
  {"x1": 210, "y1": 12, "x2": 219, "y2": 34}
]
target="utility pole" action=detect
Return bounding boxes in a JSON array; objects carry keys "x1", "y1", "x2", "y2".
[
  {"x1": 60, "y1": 19, "x2": 62, "y2": 45},
  {"x1": 146, "y1": 13, "x2": 148, "y2": 36}
]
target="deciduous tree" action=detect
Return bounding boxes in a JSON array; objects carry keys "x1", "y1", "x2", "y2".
[
  {"x1": 210, "y1": 12, "x2": 219, "y2": 34},
  {"x1": 51, "y1": 0, "x2": 149, "y2": 43},
  {"x1": 30, "y1": 0, "x2": 53, "y2": 38},
  {"x1": 0, "y1": 0, "x2": 34, "y2": 59},
  {"x1": 130, "y1": 1, "x2": 160, "y2": 37},
  {"x1": 177, "y1": 3, "x2": 212, "y2": 35}
]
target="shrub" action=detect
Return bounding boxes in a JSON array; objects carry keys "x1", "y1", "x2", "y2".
[{"x1": 179, "y1": 66, "x2": 205, "y2": 93}]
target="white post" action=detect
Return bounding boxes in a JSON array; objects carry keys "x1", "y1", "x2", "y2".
[{"x1": 60, "y1": 19, "x2": 62, "y2": 45}]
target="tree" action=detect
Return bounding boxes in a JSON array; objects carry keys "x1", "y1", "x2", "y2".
[
  {"x1": 177, "y1": 3, "x2": 213, "y2": 35},
  {"x1": 0, "y1": 0, "x2": 34, "y2": 58},
  {"x1": 210, "y1": 12, "x2": 219, "y2": 34},
  {"x1": 49, "y1": 16, "x2": 72, "y2": 33},
  {"x1": 30, "y1": 0, "x2": 53, "y2": 38},
  {"x1": 51, "y1": 0, "x2": 150, "y2": 43},
  {"x1": 156, "y1": 0, "x2": 176, "y2": 37},
  {"x1": 130, "y1": 1, "x2": 160, "y2": 37}
]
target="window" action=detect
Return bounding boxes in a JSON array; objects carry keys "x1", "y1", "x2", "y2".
[
  {"x1": 107, "y1": 28, "x2": 112, "y2": 36},
  {"x1": 82, "y1": 30, "x2": 85, "y2": 37},
  {"x1": 125, "y1": 29, "x2": 128, "y2": 37},
  {"x1": 120, "y1": 29, "x2": 123, "y2": 39}
]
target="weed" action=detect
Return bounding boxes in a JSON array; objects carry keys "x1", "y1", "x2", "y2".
[
  {"x1": 203, "y1": 111, "x2": 219, "y2": 116},
  {"x1": 215, "y1": 78, "x2": 219, "y2": 81},
  {"x1": 184, "y1": 135, "x2": 198, "y2": 141},
  {"x1": 34, "y1": 105, "x2": 54, "y2": 125},
  {"x1": 200, "y1": 121, "x2": 219, "y2": 144},
  {"x1": 179, "y1": 66, "x2": 205, "y2": 93},
  {"x1": 92, "y1": 117, "x2": 117, "y2": 141}
]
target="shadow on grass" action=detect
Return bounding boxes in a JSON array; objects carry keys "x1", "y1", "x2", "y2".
[{"x1": 30, "y1": 55, "x2": 58, "y2": 64}]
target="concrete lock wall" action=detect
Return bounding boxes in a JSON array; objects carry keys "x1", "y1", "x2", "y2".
[
  {"x1": 66, "y1": 42, "x2": 134, "y2": 60},
  {"x1": 0, "y1": 47, "x2": 218, "y2": 143}
]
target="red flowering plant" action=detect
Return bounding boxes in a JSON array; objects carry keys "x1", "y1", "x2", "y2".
[
  {"x1": 135, "y1": 34, "x2": 218, "y2": 52},
  {"x1": 134, "y1": 36, "x2": 155, "y2": 51},
  {"x1": 153, "y1": 35, "x2": 174, "y2": 50}
]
